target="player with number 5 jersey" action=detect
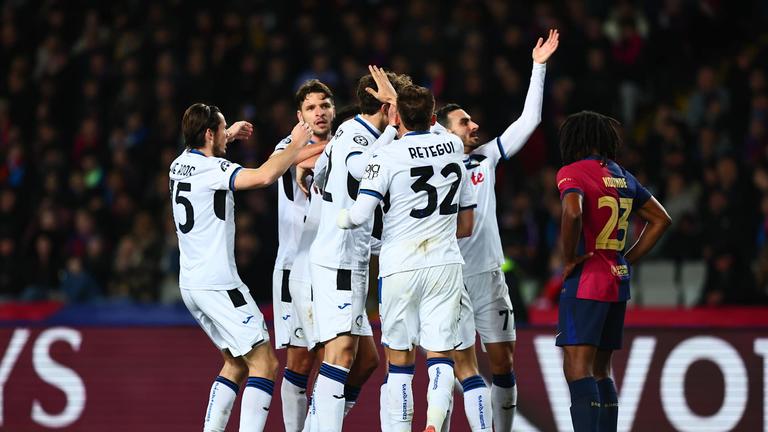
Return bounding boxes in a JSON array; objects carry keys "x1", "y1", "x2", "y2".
[{"x1": 170, "y1": 103, "x2": 312, "y2": 432}]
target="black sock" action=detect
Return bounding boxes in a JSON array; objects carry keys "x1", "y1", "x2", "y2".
[
  {"x1": 597, "y1": 378, "x2": 618, "y2": 432},
  {"x1": 568, "y1": 377, "x2": 601, "y2": 432}
]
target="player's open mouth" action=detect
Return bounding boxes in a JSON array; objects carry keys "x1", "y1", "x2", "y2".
[{"x1": 315, "y1": 120, "x2": 328, "y2": 127}]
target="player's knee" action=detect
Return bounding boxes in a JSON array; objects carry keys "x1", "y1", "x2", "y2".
[
  {"x1": 326, "y1": 345, "x2": 356, "y2": 368},
  {"x1": 287, "y1": 350, "x2": 315, "y2": 375}
]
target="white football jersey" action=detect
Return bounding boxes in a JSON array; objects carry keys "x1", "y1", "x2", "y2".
[
  {"x1": 358, "y1": 131, "x2": 476, "y2": 277},
  {"x1": 310, "y1": 115, "x2": 382, "y2": 270},
  {"x1": 273, "y1": 136, "x2": 310, "y2": 270},
  {"x1": 457, "y1": 140, "x2": 507, "y2": 276},
  {"x1": 169, "y1": 149, "x2": 244, "y2": 290},
  {"x1": 290, "y1": 185, "x2": 322, "y2": 284}
]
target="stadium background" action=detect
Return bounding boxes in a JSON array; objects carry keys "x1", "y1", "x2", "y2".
[{"x1": 1, "y1": 0, "x2": 768, "y2": 431}]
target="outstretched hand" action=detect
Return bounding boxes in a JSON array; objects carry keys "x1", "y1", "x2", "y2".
[
  {"x1": 364, "y1": 65, "x2": 398, "y2": 105},
  {"x1": 532, "y1": 29, "x2": 560, "y2": 64},
  {"x1": 226, "y1": 121, "x2": 254, "y2": 142}
]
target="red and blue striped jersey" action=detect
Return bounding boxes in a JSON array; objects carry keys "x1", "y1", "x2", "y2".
[{"x1": 556, "y1": 156, "x2": 652, "y2": 302}]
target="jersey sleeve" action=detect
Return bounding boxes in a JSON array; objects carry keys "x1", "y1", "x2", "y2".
[
  {"x1": 357, "y1": 152, "x2": 392, "y2": 201},
  {"x1": 458, "y1": 164, "x2": 477, "y2": 211},
  {"x1": 271, "y1": 135, "x2": 291, "y2": 154},
  {"x1": 346, "y1": 127, "x2": 397, "y2": 180},
  {"x1": 625, "y1": 170, "x2": 652, "y2": 210},
  {"x1": 556, "y1": 165, "x2": 583, "y2": 199},
  {"x1": 208, "y1": 158, "x2": 244, "y2": 191}
]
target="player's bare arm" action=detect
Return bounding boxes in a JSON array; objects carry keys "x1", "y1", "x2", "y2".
[
  {"x1": 624, "y1": 197, "x2": 672, "y2": 265},
  {"x1": 456, "y1": 208, "x2": 474, "y2": 238},
  {"x1": 234, "y1": 121, "x2": 312, "y2": 190},
  {"x1": 561, "y1": 192, "x2": 593, "y2": 279}
]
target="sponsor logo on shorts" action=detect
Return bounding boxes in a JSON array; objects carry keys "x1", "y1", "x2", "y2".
[
  {"x1": 281, "y1": 314, "x2": 291, "y2": 320},
  {"x1": 338, "y1": 303, "x2": 352, "y2": 310},
  {"x1": 242, "y1": 315, "x2": 253, "y2": 324},
  {"x1": 332, "y1": 394, "x2": 345, "y2": 399}
]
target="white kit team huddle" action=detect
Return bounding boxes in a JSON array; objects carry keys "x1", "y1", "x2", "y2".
[{"x1": 170, "y1": 31, "x2": 559, "y2": 432}]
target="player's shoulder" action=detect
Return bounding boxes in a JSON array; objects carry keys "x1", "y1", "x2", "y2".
[{"x1": 335, "y1": 116, "x2": 377, "y2": 147}]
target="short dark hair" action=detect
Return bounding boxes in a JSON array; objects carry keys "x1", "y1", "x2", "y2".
[
  {"x1": 332, "y1": 105, "x2": 361, "y2": 131},
  {"x1": 397, "y1": 85, "x2": 435, "y2": 131},
  {"x1": 182, "y1": 103, "x2": 223, "y2": 148},
  {"x1": 558, "y1": 110, "x2": 621, "y2": 165},
  {"x1": 356, "y1": 72, "x2": 413, "y2": 115},
  {"x1": 435, "y1": 103, "x2": 463, "y2": 128},
  {"x1": 295, "y1": 79, "x2": 334, "y2": 110}
]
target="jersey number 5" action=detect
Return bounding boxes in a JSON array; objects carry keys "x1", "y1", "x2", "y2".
[
  {"x1": 596, "y1": 196, "x2": 633, "y2": 250},
  {"x1": 409, "y1": 163, "x2": 461, "y2": 219}
]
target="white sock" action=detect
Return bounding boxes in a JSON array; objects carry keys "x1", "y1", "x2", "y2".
[
  {"x1": 441, "y1": 379, "x2": 458, "y2": 432},
  {"x1": 313, "y1": 362, "x2": 349, "y2": 431},
  {"x1": 461, "y1": 375, "x2": 492, "y2": 431},
  {"x1": 240, "y1": 377, "x2": 274, "y2": 432},
  {"x1": 380, "y1": 377, "x2": 391, "y2": 432},
  {"x1": 426, "y1": 358, "x2": 455, "y2": 430},
  {"x1": 204, "y1": 376, "x2": 238, "y2": 432},
  {"x1": 491, "y1": 373, "x2": 517, "y2": 432},
  {"x1": 387, "y1": 363, "x2": 415, "y2": 432},
  {"x1": 282, "y1": 369, "x2": 310, "y2": 432}
]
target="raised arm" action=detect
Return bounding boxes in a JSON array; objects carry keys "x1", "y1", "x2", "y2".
[
  {"x1": 234, "y1": 121, "x2": 312, "y2": 190},
  {"x1": 496, "y1": 29, "x2": 559, "y2": 160},
  {"x1": 624, "y1": 197, "x2": 672, "y2": 265}
]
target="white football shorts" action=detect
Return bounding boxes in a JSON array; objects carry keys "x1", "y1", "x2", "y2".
[
  {"x1": 181, "y1": 285, "x2": 269, "y2": 357},
  {"x1": 287, "y1": 276, "x2": 318, "y2": 350},
  {"x1": 464, "y1": 269, "x2": 517, "y2": 345},
  {"x1": 310, "y1": 264, "x2": 373, "y2": 344},
  {"x1": 380, "y1": 264, "x2": 463, "y2": 353}
]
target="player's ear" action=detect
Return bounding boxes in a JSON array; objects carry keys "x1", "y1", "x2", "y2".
[
  {"x1": 296, "y1": 110, "x2": 303, "y2": 123},
  {"x1": 430, "y1": 114, "x2": 436, "y2": 126},
  {"x1": 205, "y1": 128, "x2": 214, "y2": 144}
]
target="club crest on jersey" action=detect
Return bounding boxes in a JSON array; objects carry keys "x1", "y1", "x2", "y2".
[
  {"x1": 471, "y1": 172, "x2": 485, "y2": 185},
  {"x1": 353, "y1": 135, "x2": 369, "y2": 146},
  {"x1": 220, "y1": 160, "x2": 231, "y2": 172},
  {"x1": 365, "y1": 163, "x2": 380, "y2": 180}
]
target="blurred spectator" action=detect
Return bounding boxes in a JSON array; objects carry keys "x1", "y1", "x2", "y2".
[{"x1": 0, "y1": 1, "x2": 765, "y2": 310}]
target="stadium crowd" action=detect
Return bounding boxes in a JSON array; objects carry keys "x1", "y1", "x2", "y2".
[{"x1": 1, "y1": 0, "x2": 767, "y2": 309}]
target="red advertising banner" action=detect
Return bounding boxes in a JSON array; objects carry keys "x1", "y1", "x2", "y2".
[{"x1": 1, "y1": 326, "x2": 765, "y2": 431}]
